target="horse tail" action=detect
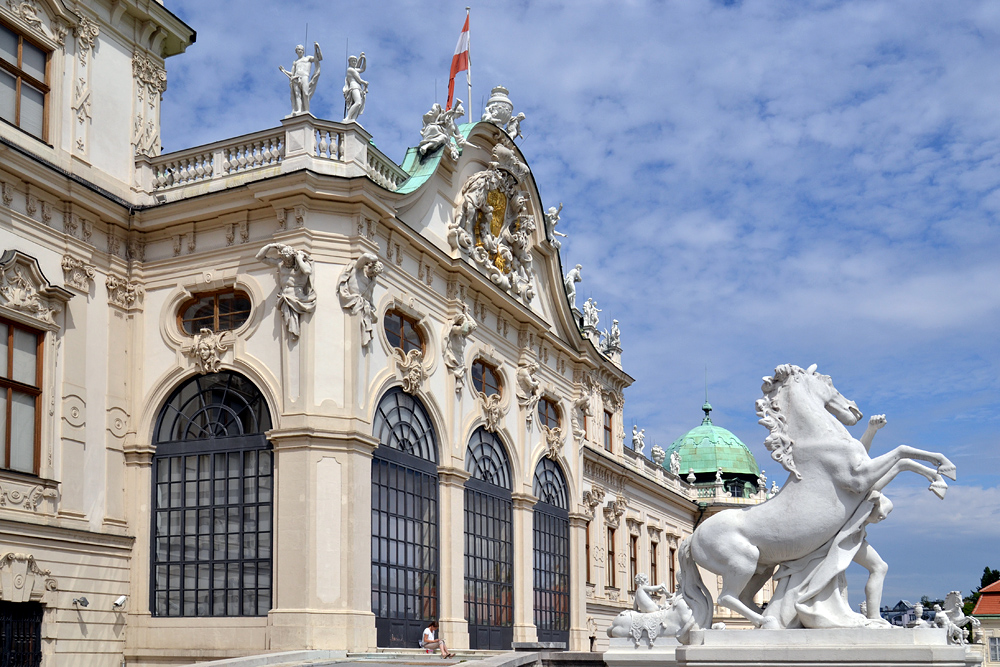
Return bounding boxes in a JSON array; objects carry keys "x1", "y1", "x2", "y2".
[{"x1": 677, "y1": 537, "x2": 713, "y2": 630}]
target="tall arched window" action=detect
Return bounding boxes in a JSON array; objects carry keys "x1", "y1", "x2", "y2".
[
  {"x1": 371, "y1": 388, "x2": 439, "y2": 647},
  {"x1": 532, "y1": 458, "x2": 570, "y2": 644},
  {"x1": 464, "y1": 427, "x2": 513, "y2": 650},
  {"x1": 151, "y1": 372, "x2": 273, "y2": 617}
]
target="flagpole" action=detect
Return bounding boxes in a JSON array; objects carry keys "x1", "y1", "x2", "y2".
[{"x1": 465, "y1": 7, "x2": 472, "y2": 118}]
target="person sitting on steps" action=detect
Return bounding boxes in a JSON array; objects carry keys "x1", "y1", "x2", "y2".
[{"x1": 420, "y1": 620, "x2": 454, "y2": 659}]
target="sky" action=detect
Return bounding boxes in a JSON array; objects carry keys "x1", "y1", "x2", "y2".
[{"x1": 160, "y1": 1, "x2": 1000, "y2": 607}]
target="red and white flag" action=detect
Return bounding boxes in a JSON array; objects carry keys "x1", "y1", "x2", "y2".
[{"x1": 446, "y1": 10, "x2": 470, "y2": 111}]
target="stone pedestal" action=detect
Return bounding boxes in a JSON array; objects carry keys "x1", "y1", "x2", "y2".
[
  {"x1": 604, "y1": 636, "x2": 679, "y2": 667},
  {"x1": 675, "y1": 628, "x2": 981, "y2": 667}
]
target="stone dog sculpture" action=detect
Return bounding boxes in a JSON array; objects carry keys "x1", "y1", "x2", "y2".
[
  {"x1": 676, "y1": 364, "x2": 955, "y2": 637},
  {"x1": 608, "y1": 574, "x2": 697, "y2": 646}
]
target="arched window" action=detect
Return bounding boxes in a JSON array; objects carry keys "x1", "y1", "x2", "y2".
[
  {"x1": 151, "y1": 372, "x2": 273, "y2": 618},
  {"x1": 371, "y1": 388, "x2": 439, "y2": 647},
  {"x1": 464, "y1": 428, "x2": 513, "y2": 650},
  {"x1": 538, "y1": 398, "x2": 560, "y2": 430},
  {"x1": 178, "y1": 289, "x2": 252, "y2": 335},
  {"x1": 471, "y1": 359, "x2": 502, "y2": 397},
  {"x1": 532, "y1": 458, "x2": 570, "y2": 644},
  {"x1": 383, "y1": 309, "x2": 423, "y2": 354}
]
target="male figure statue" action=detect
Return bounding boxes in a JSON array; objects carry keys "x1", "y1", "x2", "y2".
[
  {"x1": 256, "y1": 243, "x2": 316, "y2": 339},
  {"x1": 280, "y1": 42, "x2": 322, "y2": 116},
  {"x1": 343, "y1": 52, "x2": 368, "y2": 122},
  {"x1": 564, "y1": 264, "x2": 582, "y2": 309}
]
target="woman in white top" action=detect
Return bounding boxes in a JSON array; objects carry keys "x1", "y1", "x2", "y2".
[{"x1": 420, "y1": 621, "x2": 454, "y2": 659}]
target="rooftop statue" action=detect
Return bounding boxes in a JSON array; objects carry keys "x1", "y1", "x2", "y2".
[
  {"x1": 256, "y1": 243, "x2": 316, "y2": 340},
  {"x1": 675, "y1": 364, "x2": 955, "y2": 639},
  {"x1": 544, "y1": 203, "x2": 567, "y2": 248},
  {"x1": 419, "y1": 100, "x2": 468, "y2": 160},
  {"x1": 564, "y1": 264, "x2": 582, "y2": 311},
  {"x1": 631, "y1": 426, "x2": 646, "y2": 455},
  {"x1": 342, "y1": 52, "x2": 368, "y2": 122},
  {"x1": 481, "y1": 85, "x2": 527, "y2": 141},
  {"x1": 603, "y1": 319, "x2": 621, "y2": 353},
  {"x1": 582, "y1": 297, "x2": 600, "y2": 329},
  {"x1": 280, "y1": 43, "x2": 322, "y2": 117},
  {"x1": 669, "y1": 450, "x2": 681, "y2": 476}
]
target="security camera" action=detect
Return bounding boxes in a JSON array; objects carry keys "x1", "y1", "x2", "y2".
[
  {"x1": 113, "y1": 595, "x2": 127, "y2": 608},
  {"x1": 72, "y1": 597, "x2": 89, "y2": 607}
]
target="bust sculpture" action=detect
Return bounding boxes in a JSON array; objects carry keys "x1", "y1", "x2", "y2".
[
  {"x1": 256, "y1": 243, "x2": 316, "y2": 339},
  {"x1": 280, "y1": 43, "x2": 322, "y2": 117},
  {"x1": 343, "y1": 52, "x2": 368, "y2": 122}
]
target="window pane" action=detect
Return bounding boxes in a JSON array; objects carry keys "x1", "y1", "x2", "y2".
[
  {"x1": 20, "y1": 82, "x2": 44, "y2": 138},
  {"x1": 0, "y1": 321, "x2": 7, "y2": 376},
  {"x1": 21, "y1": 40, "x2": 45, "y2": 81},
  {"x1": 0, "y1": 25, "x2": 15, "y2": 65},
  {"x1": 0, "y1": 70, "x2": 14, "y2": 125},
  {"x1": 10, "y1": 390, "x2": 35, "y2": 473},
  {"x1": 11, "y1": 327, "x2": 37, "y2": 385},
  {"x1": 0, "y1": 388, "x2": 6, "y2": 467}
]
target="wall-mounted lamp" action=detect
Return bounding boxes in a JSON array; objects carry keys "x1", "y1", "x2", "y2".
[{"x1": 72, "y1": 597, "x2": 89, "y2": 607}]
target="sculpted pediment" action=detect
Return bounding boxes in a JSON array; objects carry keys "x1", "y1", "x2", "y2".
[
  {"x1": 1, "y1": 0, "x2": 76, "y2": 48},
  {"x1": 0, "y1": 249, "x2": 73, "y2": 328}
]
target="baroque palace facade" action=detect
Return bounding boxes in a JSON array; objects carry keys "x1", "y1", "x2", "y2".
[{"x1": 0, "y1": 1, "x2": 772, "y2": 665}]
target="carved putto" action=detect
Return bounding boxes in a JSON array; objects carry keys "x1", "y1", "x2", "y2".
[
  {"x1": 280, "y1": 43, "x2": 322, "y2": 117},
  {"x1": 342, "y1": 52, "x2": 368, "y2": 122},
  {"x1": 448, "y1": 144, "x2": 536, "y2": 302},
  {"x1": 516, "y1": 360, "x2": 541, "y2": 428},
  {"x1": 188, "y1": 328, "x2": 229, "y2": 374},
  {"x1": 393, "y1": 348, "x2": 426, "y2": 394},
  {"x1": 542, "y1": 424, "x2": 564, "y2": 460},
  {"x1": 442, "y1": 304, "x2": 477, "y2": 393},
  {"x1": 1, "y1": 250, "x2": 72, "y2": 325},
  {"x1": 337, "y1": 252, "x2": 383, "y2": 348},
  {"x1": 480, "y1": 86, "x2": 527, "y2": 141},
  {"x1": 419, "y1": 100, "x2": 468, "y2": 160},
  {"x1": 479, "y1": 391, "x2": 504, "y2": 432},
  {"x1": 257, "y1": 243, "x2": 316, "y2": 340}
]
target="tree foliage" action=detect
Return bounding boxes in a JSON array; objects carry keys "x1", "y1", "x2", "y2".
[{"x1": 963, "y1": 566, "x2": 1000, "y2": 618}]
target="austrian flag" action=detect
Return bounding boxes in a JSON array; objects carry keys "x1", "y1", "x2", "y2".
[{"x1": 446, "y1": 11, "x2": 470, "y2": 111}]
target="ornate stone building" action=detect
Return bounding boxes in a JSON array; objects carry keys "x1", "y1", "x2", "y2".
[{"x1": 0, "y1": 1, "x2": 769, "y2": 665}]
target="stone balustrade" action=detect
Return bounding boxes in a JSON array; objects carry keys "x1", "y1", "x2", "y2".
[{"x1": 135, "y1": 114, "x2": 409, "y2": 202}]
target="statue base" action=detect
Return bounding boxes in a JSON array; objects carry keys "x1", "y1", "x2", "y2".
[
  {"x1": 675, "y1": 628, "x2": 982, "y2": 667},
  {"x1": 605, "y1": 636, "x2": 680, "y2": 667}
]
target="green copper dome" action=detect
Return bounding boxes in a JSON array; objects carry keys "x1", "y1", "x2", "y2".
[{"x1": 665, "y1": 402, "x2": 760, "y2": 480}]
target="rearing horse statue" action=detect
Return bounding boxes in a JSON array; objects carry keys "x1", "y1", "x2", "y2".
[{"x1": 677, "y1": 364, "x2": 955, "y2": 634}]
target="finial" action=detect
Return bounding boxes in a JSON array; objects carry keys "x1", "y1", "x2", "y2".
[{"x1": 702, "y1": 400, "x2": 713, "y2": 425}]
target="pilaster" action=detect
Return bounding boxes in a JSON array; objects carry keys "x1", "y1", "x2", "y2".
[
  {"x1": 511, "y1": 491, "x2": 538, "y2": 643},
  {"x1": 438, "y1": 467, "x2": 471, "y2": 649},
  {"x1": 568, "y1": 511, "x2": 591, "y2": 651}
]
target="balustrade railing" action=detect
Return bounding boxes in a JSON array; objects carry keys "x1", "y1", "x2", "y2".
[
  {"x1": 223, "y1": 134, "x2": 284, "y2": 174},
  {"x1": 366, "y1": 150, "x2": 408, "y2": 191}
]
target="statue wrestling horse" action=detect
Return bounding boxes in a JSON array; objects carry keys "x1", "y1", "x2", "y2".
[{"x1": 678, "y1": 364, "x2": 955, "y2": 632}]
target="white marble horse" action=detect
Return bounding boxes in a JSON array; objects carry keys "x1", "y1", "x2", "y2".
[
  {"x1": 677, "y1": 364, "x2": 955, "y2": 634},
  {"x1": 935, "y1": 591, "x2": 981, "y2": 644}
]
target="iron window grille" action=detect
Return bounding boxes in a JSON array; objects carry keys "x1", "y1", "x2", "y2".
[
  {"x1": 532, "y1": 458, "x2": 570, "y2": 643},
  {"x1": 0, "y1": 600, "x2": 42, "y2": 667}
]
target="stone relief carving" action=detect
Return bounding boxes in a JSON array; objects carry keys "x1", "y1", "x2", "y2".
[
  {"x1": 585, "y1": 461, "x2": 626, "y2": 494},
  {"x1": 479, "y1": 391, "x2": 504, "y2": 433},
  {"x1": 105, "y1": 274, "x2": 143, "y2": 310},
  {"x1": 0, "y1": 552, "x2": 57, "y2": 602},
  {"x1": 75, "y1": 15, "x2": 99, "y2": 64},
  {"x1": 480, "y1": 86, "x2": 526, "y2": 141},
  {"x1": 631, "y1": 426, "x2": 646, "y2": 456},
  {"x1": 6, "y1": 0, "x2": 41, "y2": 30},
  {"x1": 542, "y1": 424, "x2": 564, "y2": 460},
  {"x1": 132, "y1": 53, "x2": 167, "y2": 157},
  {"x1": 419, "y1": 100, "x2": 468, "y2": 160},
  {"x1": 337, "y1": 252, "x2": 383, "y2": 348},
  {"x1": 570, "y1": 394, "x2": 591, "y2": 445},
  {"x1": 186, "y1": 328, "x2": 229, "y2": 374},
  {"x1": 1, "y1": 181, "x2": 12, "y2": 207},
  {"x1": 25, "y1": 193, "x2": 36, "y2": 218},
  {"x1": 0, "y1": 249, "x2": 72, "y2": 325},
  {"x1": 280, "y1": 42, "x2": 322, "y2": 117},
  {"x1": 583, "y1": 485, "x2": 606, "y2": 520},
  {"x1": 342, "y1": 51, "x2": 367, "y2": 122},
  {"x1": 607, "y1": 588, "x2": 621, "y2": 602},
  {"x1": 515, "y1": 360, "x2": 541, "y2": 429},
  {"x1": 442, "y1": 304, "x2": 477, "y2": 393},
  {"x1": 603, "y1": 496, "x2": 627, "y2": 529},
  {"x1": 0, "y1": 484, "x2": 55, "y2": 512},
  {"x1": 393, "y1": 348, "x2": 426, "y2": 394},
  {"x1": 564, "y1": 264, "x2": 582, "y2": 311},
  {"x1": 448, "y1": 145, "x2": 536, "y2": 302},
  {"x1": 257, "y1": 243, "x2": 316, "y2": 341},
  {"x1": 61, "y1": 255, "x2": 94, "y2": 292}
]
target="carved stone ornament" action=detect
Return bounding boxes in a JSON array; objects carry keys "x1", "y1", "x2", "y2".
[
  {"x1": 337, "y1": 252, "x2": 383, "y2": 348},
  {"x1": 651, "y1": 445, "x2": 666, "y2": 466},
  {"x1": 0, "y1": 483, "x2": 55, "y2": 512},
  {"x1": 0, "y1": 249, "x2": 72, "y2": 325},
  {"x1": 479, "y1": 391, "x2": 504, "y2": 432},
  {"x1": 443, "y1": 304, "x2": 477, "y2": 394},
  {"x1": 542, "y1": 424, "x2": 564, "y2": 460},
  {"x1": 186, "y1": 328, "x2": 230, "y2": 374},
  {"x1": 105, "y1": 273, "x2": 143, "y2": 310},
  {"x1": 570, "y1": 394, "x2": 591, "y2": 445},
  {"x1": 582, "y1": 485, "x2": 606, "y2": 520},
  {"x1": 393, "y1": 347, "x2": 426, "y2": 394},
  {"x1": 480, "y1": 85, "x2": 526, "y2": 141},
  {"x1": 0, "y1": 553, "x2": 57, "y2": 603},
  {"x1": 6, "y1": 0, "x2": 41, "y2": 30},
  {"x1": 603, "y1": 496, "x2": 627, "y2": 529},
  {"x1": 626, "y1": 517, "x2": 643, "y2": 537},
  {"x1": 75, "y1": 15, "x2": 99, "y2": 64},
  {"x1": 61, "y1": 255, "x2": 95, "y2": 292},
  {"x1": 256, "y1": 243, "x2": 316, "y2": 341},
  {"x1": 132, "y1": 52, "x2": 167, "y2": 96},
  {"x1": 515, "y1": 360, "x2": 541, "y2": 429},
  {"x1": 448, "y1": 144, "x2": 536, "y2": 303},
  {"x1": 419, "y1": 100, "x2": 468, "y2": 160}
]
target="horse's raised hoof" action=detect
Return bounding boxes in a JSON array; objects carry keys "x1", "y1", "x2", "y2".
[
  {"x1": 938, "y1": 462, "x2": 957, "y2": 481},
  {"x1": 929, "y1": 478, "x2": 948, "y2": 499}
]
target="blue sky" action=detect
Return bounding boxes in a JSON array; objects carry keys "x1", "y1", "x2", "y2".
[{"x1": 161, "y1": 1, "x2": 1000, "y2": 606}]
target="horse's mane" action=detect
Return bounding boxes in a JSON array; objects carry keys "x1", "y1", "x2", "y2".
[{"x1": 754, "y1": 364, "x2": 805, "y2": 480}]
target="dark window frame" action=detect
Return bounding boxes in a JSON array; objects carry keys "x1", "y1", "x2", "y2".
[
  {"x1": 585, "y1": 523, "x2": 592, "y2": 584},
  {"x1": 603, "y1": 410, "x2": 613, "y2": 452},
  {"x1": 471, "y1": 359, "x2": 502, "y2": 397},
  {"x1": 0, "y1": 19, "x2": 50, "y2": 141},
  {"x1": 0, "y1": 316, "x2": 42, "y2": 476},
  {"x1": 650, "y1": 541, "x2": 658, "y2": 586},
  {"x1": 606, "y1": 527, "x2": 616, "y2": 589},
  {"x1": 538, "y1": 397, "x2": 560, "y2": 431},
  {"x1": 177, "y1": 288, "x2": 252, "y2": 336},
  {"x1": 628, "y1": 534, "x2": 638, "y2": 592},
  {"x1": 383, "y1": 309, "x2": 423, "y2": 354},
  {"x1": 669, "y1": 546, "x2": 677, "y2": 593}
]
